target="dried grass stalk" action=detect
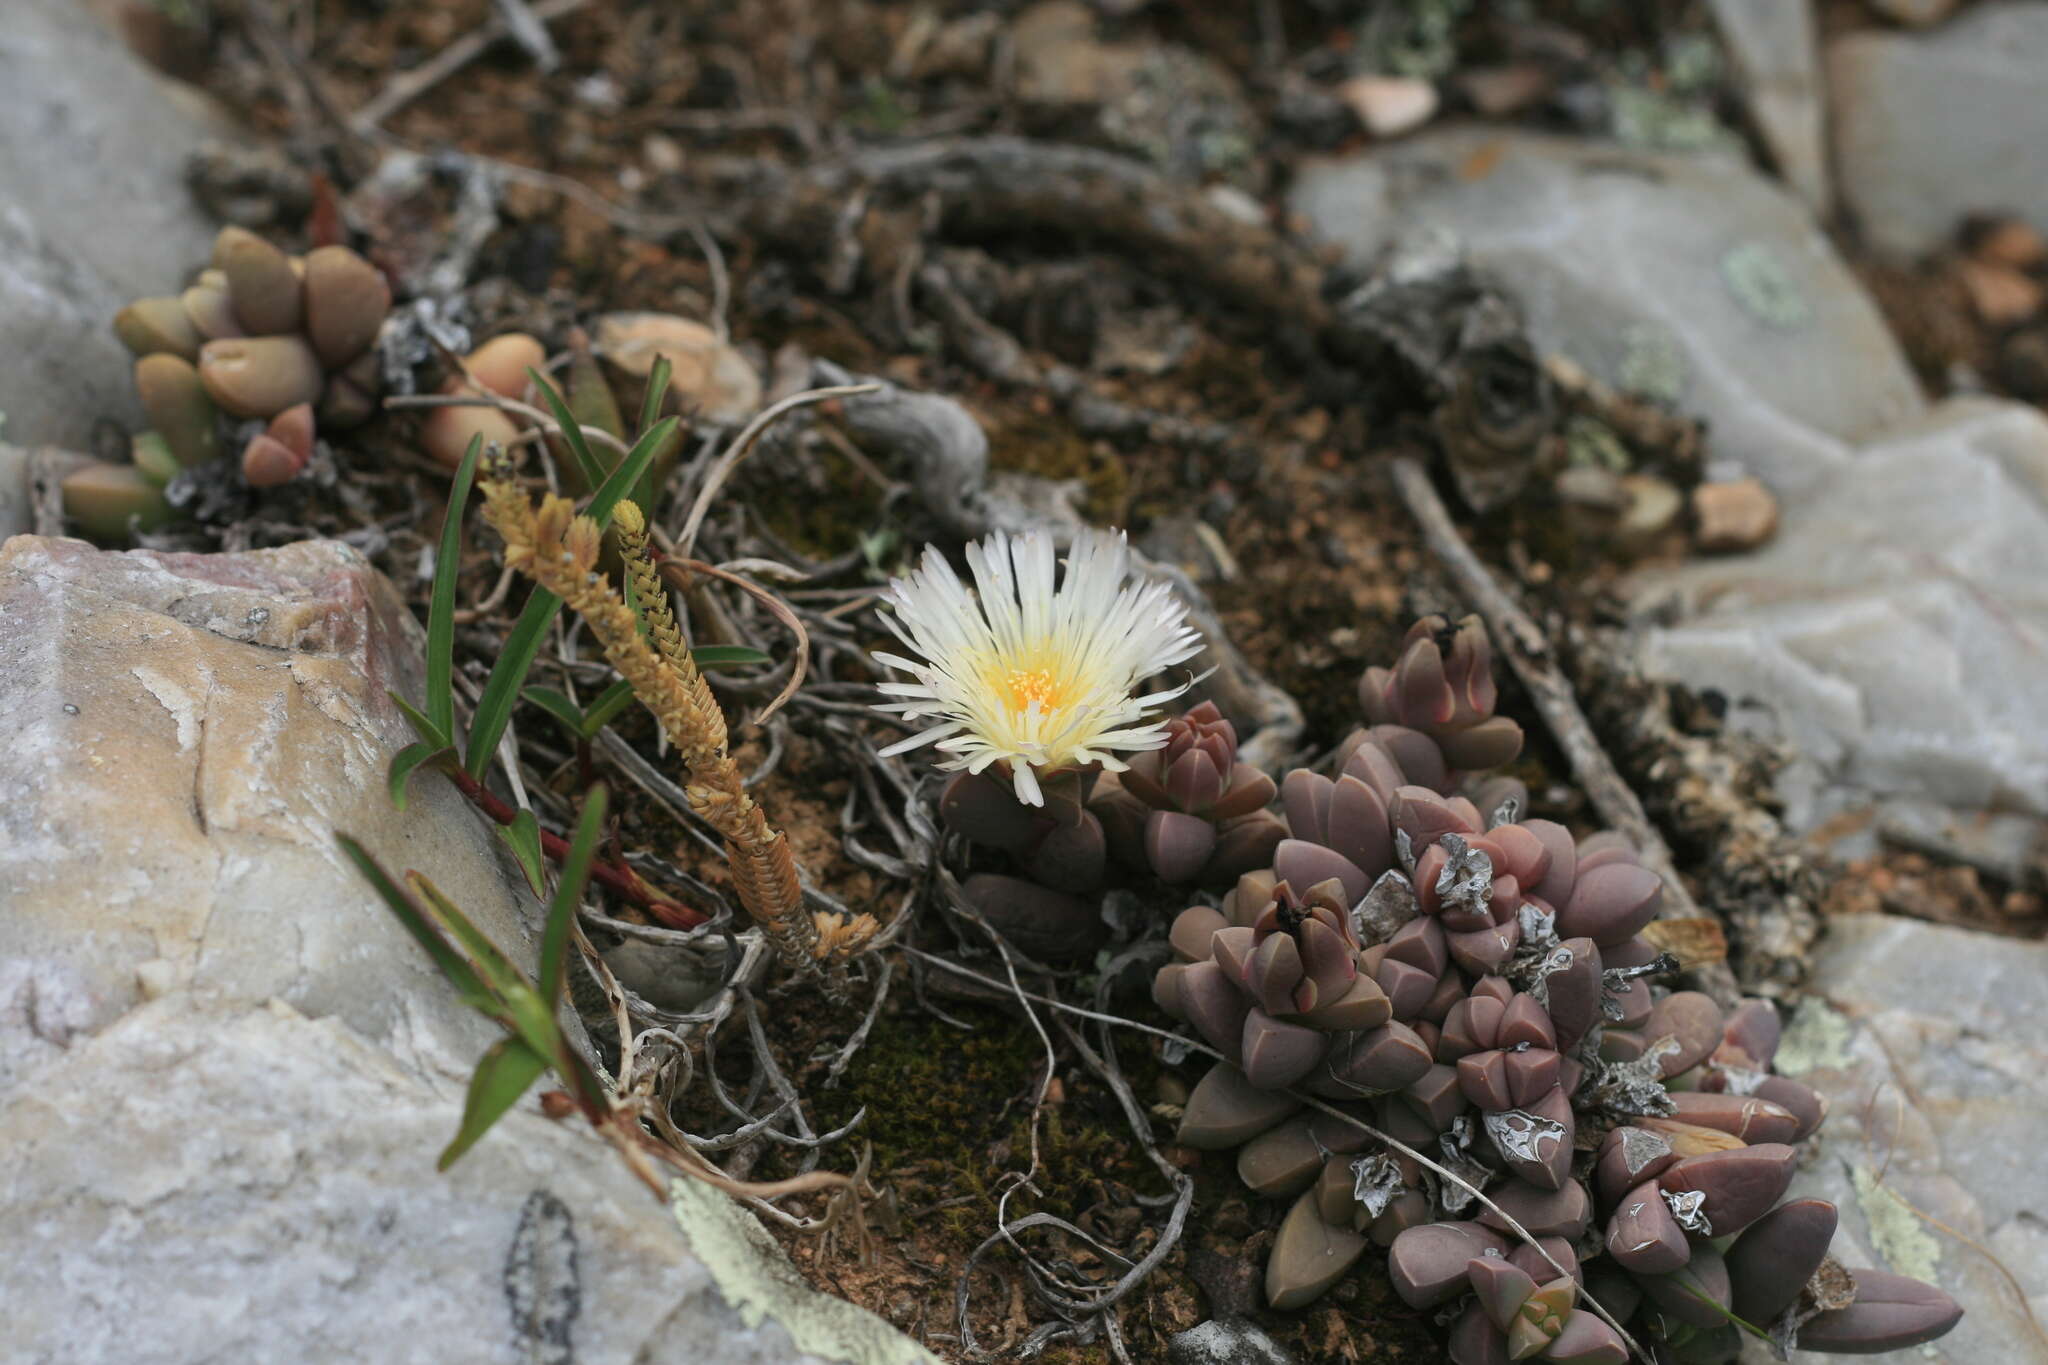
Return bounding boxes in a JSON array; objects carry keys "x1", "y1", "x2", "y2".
[{"x1": 480, "y1": 451, "x2": 877, "y2": 966}]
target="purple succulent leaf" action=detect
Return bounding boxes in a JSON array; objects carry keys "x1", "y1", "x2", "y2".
[
  {"x1": 1540, "y1": 1310, "x2": 1628, "y2": 1364},
  {"x1": 1144, "y1": 808, "x2": 1218, "y2": 884},
  {"x1": 1438, "y1": 715, "x2": 1525, "y2": 772},
  {"x1": 1370, "y1": 724, "x2": 1448, "y2": 794},
  {"x1": 1211, "y1": 764, "x2": 1278, "y2": 821},
  {"x1": 1468, "y1": 1256, "x2": 1540, "y2": 1332},
  {"x1": 940, "y1": 769, "x2": 1044, "y2": 852},
  {"x1": 1326, "y1": 774, "x2": 1394, "y2": 881},
  {"x1": 1176, "y1": 1061, "x2": 1301, "y2": 1149},
  {"x1": 1658, "y1": 1144, "x2": 1798, "y2": 1238},
  {"x1": 1605, "y1": 1179, "x2": 1691, "y2": 1274},
  {"x1": 1796, "y1": 1269, "x2": 1964, "y2": 1354},
  {"x1": 1298, "y1": 973, "x2": 1393, "y2": 1031},
  {"x1": 1241, "y1": 1008, "x2": 1330, "y2": 1090},
  {"x1": 1386, "y1": 1221, "x2": 1510, "y2": 1308},
  {"x1": 1246, "y1": 931, "x2": 1307, "y2": 1017},
  {"x1": 1274, "y1": 837, "x2": 1369, "y2": 906},
  {"x1": 1727, "y1": 1198, "x2": 1837, "y2": 1326},
  {"x1": 962, "y1": 872, "x2": 1104, "y2": 961},
  {"x1": 1202, "y1": 809, "x2": 1288, "y2": 883},
  {"x1": 1478, "y1": 1180, "x2": 1592, "y2": 1242},
  {"x1": 1022, "y1": 810, "x2": 1106, "y2": 893},
  {"x1": 1179, "y1": 959, "x2": 1251, "y2": 1062},
  {"x1": 1323, "y1": 1021, "x2": 1433, "y2": 1094},
  {"x1": 1164, "y1": 747, "x2": 1226, "y2": 814},
  {"x1": 1556, "y1": 862, "x2": 1664, "y2": 947}
]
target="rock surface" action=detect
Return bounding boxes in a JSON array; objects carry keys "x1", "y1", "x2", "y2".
[
  {"x1": 1289, "y1": 127, "x2": 1923, "y2": 496},
  {"x1": 0, "y1": 535, "x2": 930, "y2": 1364},
  {"x1": 1756, "y1": 913, "x2": 2048, "y2": 1363},
  {"x1": 0, "y1": 0, "x2": 231, "y2": 448},
  {"x1": 1707, "y1": 0, "x2": 1828, "y2": 210},
  {"x1": 1830, "y1": 3, "x2": 2048, "y2": 257},
  {"x1": 0, "y1": 993, "x2": 933, "y2": 1365},
  {"x1": 1631, "y1": 397, "x2": 2048, "y2": 824},
  {"x1": 0, "y1": 535, "x2": 534, "y2": 1089}
]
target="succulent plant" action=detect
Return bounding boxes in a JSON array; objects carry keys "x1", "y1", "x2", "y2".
[
  {"x1": 1089, "y1": 700, "x2": 1286, "y2": 884},
  {"x1": 1147, "y1": 617, "x2": 1961, "y2": 1362},
  {"x1": 64, "y1": 225, "x2": 392, "y2": 540}
]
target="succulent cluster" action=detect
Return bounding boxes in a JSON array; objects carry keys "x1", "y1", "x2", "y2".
[
  {"x1": 868, "y1": 532, "x2": 1957, "y2": 1361},
  {"x1": 63, "y1": 226, "x2": 391, "y2": 539},
  {"x1": 1142, "y1": 619, "x2": 1961, "y2": 1361}
]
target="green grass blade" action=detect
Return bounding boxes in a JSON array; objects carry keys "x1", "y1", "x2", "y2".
[
  {"x1": 390, "y1": 692, "x2": 451, "y2": 750},
  {"x1": 499, "y1": 808, "x2": 546, "y2": 896},
  {"x1": 462, "y1": 586, "x2": 557, "y2": 778},
  {"x1": 337, "y1": 834, "x2": 485, "y2": 999},
  {"x1": 462, "y1": 420, "x2": 677, "y2": 779},
  {"x1": 520, "y1": 685, "x2": 589, "y2": 740},
  {"x1": 388, "y1": 742, "x2": 453, "y2": 812},
  {"x1": 637, "y1": 354, "x2": 672, "y2": 435},
  {"x1": 588, "y1": 415, "x2": 677, "y2": 525},
  {"x1": 438, "y1": 1037, "x2": 549, "y2": 1170},
  {"x1": 540, "y1": 784, "x2": 607, "y2": 1009},
  {"x1": 529, "y1": 366, "x2": 607, "y2": 492},
  {"x1": 427, "y1": 435, "x2": 482, "y2": 739},
  {"x1": 692, "y1": 644, "x2": 773, "y2": 669},
  {"x1": 579, "y1": 678, "x2": 638, "y2": 735},
  {"x1": 407, "y1": 871, "x2": 531, "y2": 1002}
]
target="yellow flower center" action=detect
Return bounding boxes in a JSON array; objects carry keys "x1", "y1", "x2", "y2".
[{"x1": 1003, "y1": 666, "x2": 1069, "y2": 713}]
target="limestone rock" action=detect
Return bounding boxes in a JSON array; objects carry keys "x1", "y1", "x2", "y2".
[
  {"x1": 0, "y1": 535, "x2": 542, "y2": 1091},
  {"x1": 1289, "y1": 128, "x2": 1923, "y2": 496},
  {"x1": 0, "y1": 0, "x2": 234, "y2": 448},
  {"x1": 1830, "y1": 4, "x2": 2048, "y2": 258},
  {"x1": 0, "y1": 443, "x2": 32, "y2": 539},
  {"x1": 1756, "y1": 914, "x2": 2048, "y2": 1362},
  {"x1": 1706, "y1": 0, "x2": 1828, "y2": 209},
  {"x1": 0, "y1": 992, "x2": 932, "y2": 1365},
  {"x1": 1631, "y1": 397, "x2": 2048, "y2": 823}
]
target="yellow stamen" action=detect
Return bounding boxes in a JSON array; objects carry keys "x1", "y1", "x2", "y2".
[{"x1": 1004, "y1": 666, "x2": 1067, "y2": 712}]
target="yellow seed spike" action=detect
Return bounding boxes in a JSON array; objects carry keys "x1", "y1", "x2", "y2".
[{"x1": 477, "y1": 474, "x2": 819, "y2": 966}]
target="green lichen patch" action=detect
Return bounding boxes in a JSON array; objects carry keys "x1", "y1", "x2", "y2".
[{"x1": 1773, "y1": 999, "x2": 1857, "y2": 1075}]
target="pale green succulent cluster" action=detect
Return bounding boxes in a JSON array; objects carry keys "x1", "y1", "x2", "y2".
[{"x1": 63, "y1": 226, "x2": 392, "y2": 540}]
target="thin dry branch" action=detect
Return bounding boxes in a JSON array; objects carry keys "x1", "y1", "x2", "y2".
[{"x1": 1388, "y1": 454, "x2": 1739, "y2": 1004}]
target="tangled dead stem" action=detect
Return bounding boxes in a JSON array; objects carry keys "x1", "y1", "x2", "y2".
[{"x1": 83, "y1": 1, "x2": 2036, "y2": 1361}]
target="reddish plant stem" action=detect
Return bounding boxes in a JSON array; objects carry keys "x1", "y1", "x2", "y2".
[{"x1": 445, "y1": 766, "x2": 708, "y2": 929}]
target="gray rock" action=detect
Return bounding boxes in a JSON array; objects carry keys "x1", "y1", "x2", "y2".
[
  {"x1": 1830, "y1": 3, "x2": 2048, "y2": 258},
  {"x1": 0, "y1": 1, "x2": 232, "y2": 448},
  {"x1": 1168, "y1": 1317, "x2": 1298, "y2": 1365},
  {"x1": 1631, "y1": 397, "x2": 2048, "y2": 823},
  {"x1": 1761, "y1": 914, "x2": 2048, "y2": 1363},
  {"x1": 0, "y1": 992, "x2": 933, "y2": 1365},
  {"x1": 1289, "y1": 127, "x2": 1923, "y2": 496},
  {"x1": 0, "y1": 443, "x2": 31, "y2": 538},
  {"x1": 0, "y1": 534, "x2": 932, "y2": 1363},
  {"x1": 0, "y1": 535, "x2": 536, "y2": 1091},
  {"x1": 1706, "y1": 0, "x2": 1828, "y2": 210}
]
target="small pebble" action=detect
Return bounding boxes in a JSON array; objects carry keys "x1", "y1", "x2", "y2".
[
  {"x1": 1691, "y1": 477, "x2": 1780, "y2": 553},
  {"x1": 1338, "y1": 75, "x2": 1440, "y2": 139}
]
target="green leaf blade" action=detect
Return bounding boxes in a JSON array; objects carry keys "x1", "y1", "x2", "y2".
[
  {"x1": 387, "y1": 742, "x2": 453, "y2": 812},
  {"x1": 427, "y1": 434, "x2": 483, "y2": 740},
  {"x1": 337, "y1": 834, "x2": 486, "y2": 1000},
  {"x1": 529, "y1": 366, "x2": 607, "y2": 492},
  {"x1": 463, "y1": 586, "x2": 560, "y2": 778},
  {"x1": 499, "y1": 808, "x2": 547, "y2": 897},
  {"x1": 540, "y1": 785, "x2": 607, "y2": 1010},
  {"x1": 439, "y1": 1037, "x2": 549, "y2": 1170}
]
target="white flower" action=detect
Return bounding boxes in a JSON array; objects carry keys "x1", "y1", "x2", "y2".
[{"x1": 872, "y1": 528, "x2": 1206, "y2": 805}]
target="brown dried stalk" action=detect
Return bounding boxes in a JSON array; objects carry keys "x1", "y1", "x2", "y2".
[{"x1": 478, "y1": 451, "x2": 877, "y2": 967}]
